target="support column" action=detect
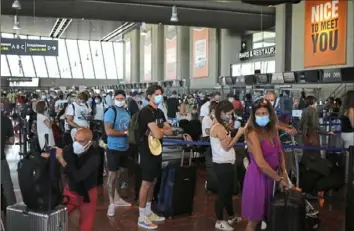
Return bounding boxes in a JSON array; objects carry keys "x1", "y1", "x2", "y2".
[
  {"x1": 152, "y1": 24, "x2": 164, "y2": 82},
  {"x1": 177, "y1": 26, "x2": 190, "y2": 83},
  {"x1": 131, "y1": 29, "x2": 140, "y2": 83},
  {"x1": 275, "y1": 4, "x2": 286, "y2": 72},
  {"x1": 219, "y1": 29, "x2": 241, "y2": 76}
]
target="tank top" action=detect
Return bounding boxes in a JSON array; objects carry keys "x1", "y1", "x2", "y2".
[{"x1": 210, "y1": 124, "x2": 235, "y2": 164}]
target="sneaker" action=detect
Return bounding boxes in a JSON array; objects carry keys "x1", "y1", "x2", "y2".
[
  {"x1": 215, "y1": 221, "x2": 234, "y2": 231},
  {"x1": 147, "y1": 212, "x2": 166, "y2": 222},
  {"x1": 228, "y1": 216, "x2": 242, "y2": 225},
  {"x1": 107, "y1": 203, "x2": 116, "y2": 217},
  {"x1": 138, "y1": 216, "x2": 158, "y2": 230},
  {"x1": 114, "y1": 198, "x2": 131, "y2": 207}
]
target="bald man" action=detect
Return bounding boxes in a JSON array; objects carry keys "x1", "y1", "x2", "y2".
[
  {"x1": 265, "y1": 91, "x2": 297, "y2": 136},
  {"x1": 45, "y1": 128, "x2": 100, "y2": 231}
]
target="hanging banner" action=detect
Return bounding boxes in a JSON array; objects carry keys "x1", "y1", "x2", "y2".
[
  {"x1": 304, "y1": 0, "x2": 347, "y2": 68},
  {"x1": 192, "y1": 28, "x2": 209, "y2": 78},
  {"x1": 125, "y1": 39, "x2": 131, "y2": 82},
  {"x1": 144, "y1": 30, "x2": 152, "y2": 81},
  {"x1": 165, "y1": 26, "x2": 177, "y2": 80}
]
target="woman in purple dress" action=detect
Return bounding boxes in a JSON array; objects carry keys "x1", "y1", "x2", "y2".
[{"x1": 241, "y1": 98, "x2": 288, "y2": 231}]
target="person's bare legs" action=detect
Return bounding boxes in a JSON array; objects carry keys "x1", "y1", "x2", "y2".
[
  {"x1": 245, "y1": 221, "x2": 260, "y2": 231},
  {"x1": 106, "y1": 171, "x2": 118, "y2": 216},
  {"x1": 139, "y1": 180, "x2": 153, "y2": 211}
]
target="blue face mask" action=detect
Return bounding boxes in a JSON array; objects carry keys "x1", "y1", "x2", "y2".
[
  {"x1": 255, "y1": 115, "x2": 270, "y2": 127},
  {"x1": 154, "y1": 95, "x2": 163, "y2": 105}
]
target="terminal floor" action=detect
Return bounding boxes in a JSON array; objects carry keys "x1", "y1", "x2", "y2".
[{"x1": 6, "y1": 145, "x2": 345, "y2": 231}]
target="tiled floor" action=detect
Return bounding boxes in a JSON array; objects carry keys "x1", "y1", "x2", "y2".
[{"x1": 4, "y1": 144, "x2": 346, "y2": 231}]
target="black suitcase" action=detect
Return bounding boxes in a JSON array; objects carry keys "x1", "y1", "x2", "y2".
[
  {"x1": 157, "y1": 150, "x2": 197, "y2": 218},
  {"x1": 269, "y1": 189, "x2": 306, "y2": 231}
]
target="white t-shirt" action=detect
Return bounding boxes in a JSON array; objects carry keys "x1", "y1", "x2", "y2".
[
  {"x1": 94, "y1": 103, "x2": 106, "y2": 121},
  {"x1": 66, "y1": 102, "x2": 91, "y2": 128},
  {"x1": 202, "y1": 115, "x2": 213, "y2": 137},
  {"x1": 200, "y1": 101, "x2": 211, "y2": 118},
  {"x1": 55, "y1": 99, "x2": 68, "y2": 119},
  {"x1": 36, "y1": 113, "x2": 55, "y2": 150}
]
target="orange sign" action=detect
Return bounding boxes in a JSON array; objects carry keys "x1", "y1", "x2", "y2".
[
  {"x1": 192, "y1": 28, "x2": 209, "y2": 78},
  {"x1": 304, "y1": 0, "x2": 347, "y2": 68}
]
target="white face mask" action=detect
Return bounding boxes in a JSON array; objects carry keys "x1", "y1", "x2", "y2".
[
  {"x1": 228, "y1": 98, "x2": 234, "y2": 103},
  {"x1": 95, "y1": 99, "x2": 100, "y2": 104},
  {"x1": 115, "y1": 100, "x2": 125, "y2": 108},
  {"x1": 73, "y1": 141, "x2": 91, "y2": 155}
]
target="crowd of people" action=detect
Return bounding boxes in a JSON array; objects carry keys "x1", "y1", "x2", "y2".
[{"x1": 1, "y1": 86, "x2": 354, "y2": 231}]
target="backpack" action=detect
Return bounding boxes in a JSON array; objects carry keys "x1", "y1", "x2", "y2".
[
  {"x1": 17, "y1": 136, "x2": 64, "y2": 212},
  {"x1": 101, "y1": 106, "x2": 118, "y2": 143},
  {"x1": 128, "y1": 106, "x2": 154, "y2": 145}
]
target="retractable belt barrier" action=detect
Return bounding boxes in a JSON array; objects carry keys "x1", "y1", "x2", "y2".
[{"x1": 162, "y1": 139, "x2": 347, "y2": 152}]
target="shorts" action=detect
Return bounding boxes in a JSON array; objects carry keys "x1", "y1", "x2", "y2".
[
  {"x1": 106, "y1": 148, "x2": 130, "y2": 172},
  {"x1": 140, "y1": 157, "x2": 162, "y2": 182}
]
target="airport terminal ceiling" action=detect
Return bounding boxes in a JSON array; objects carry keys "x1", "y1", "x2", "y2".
[{"x1": 1, "y1": 0, "x2": 275, "y2": 32}]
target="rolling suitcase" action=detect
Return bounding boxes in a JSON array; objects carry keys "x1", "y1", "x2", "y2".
[
  {"x1": 158, "y1": 149, "x2": 197, "y2": 218},
  {"x1": 269, "y1": 188, "x2": 306, "y2": 231},
  {"x1": 6, "y1": 202, "x2": 68, "y2": 231}
]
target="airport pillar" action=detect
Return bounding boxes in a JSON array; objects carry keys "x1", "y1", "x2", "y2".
[
  {"x1": 219, "y1": 29, "x2": 241, "y2": 76},
  {"x1": 152, "y1": 24, "x2": 164, "y2": 82},
  {"x1": 177, "y1": 26, "x2": 190, "y2": 85}
]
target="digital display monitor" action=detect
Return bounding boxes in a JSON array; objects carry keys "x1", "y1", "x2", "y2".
[
  {"x1": 322, "y1": 68, "x2": 342, "y2": 83},
  {"x1": 271, "y1": 73, "x2": 284, "y2": 84},
  {"x1": 304, "y1": 70, "x2": 319, "y2": 83},
  {"x1": 245, "y1": 75, "x2": 256, "y2": 85},
  {"x1": 9, "y1": 78, "x2": 39, "y2": 87},
  {"x1": 257, "y1": 74, "x2": 269, "y2": 84},
  {"x1": 283, "y1": 72, "x2": 296, "y2": 83}
]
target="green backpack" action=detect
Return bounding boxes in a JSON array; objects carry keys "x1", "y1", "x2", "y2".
[{"x1": 128, "y1": 106, "x2": 155, "y2": 144}]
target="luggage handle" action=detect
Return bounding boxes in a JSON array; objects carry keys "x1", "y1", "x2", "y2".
[
  {"x1": 272, "y1": 170, "x2": 293, "y2": 197},
  {"x1": 180, "y1": 149, "x2": 193, "y2": 167}
]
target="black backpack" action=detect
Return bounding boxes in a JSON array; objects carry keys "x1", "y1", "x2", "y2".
[
  {"x1": 17, "y1": 135, "x2": 64, "y2": 212},
  {"x1": 101, "y1": 106, "x2": 118, "y2": 143}
]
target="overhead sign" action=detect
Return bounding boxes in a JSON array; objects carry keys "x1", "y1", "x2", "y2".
[
  {"x1": 322, "y1": 68, "x2": 342, "y2": 82},
  {"x1": 304, "y1": 0, "x2": 347, "y2": 67},
  {"x1": 1, "y1": 38, "x2": 58, "y2": 56},
  {"x1": 239, "y1": 46, "x2": 275, "y2": 61},
  {"x1": 6, "y1": 77, "x2": 32, "y2": 82}
]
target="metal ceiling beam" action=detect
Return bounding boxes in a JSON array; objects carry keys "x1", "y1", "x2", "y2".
[{"x1": 1, "y1": 0, "x2": 275, "y2": 31}]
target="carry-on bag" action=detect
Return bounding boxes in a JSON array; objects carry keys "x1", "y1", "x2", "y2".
[
  {"x1": 6, "y1": 202, "x2": 68, "y2": 231},
  {"x1": 157, "y1": 149, "x2": 197, "y2": 218},
  {"x1": 269, "y1": 188, "x2": 306, "y2": 231}
]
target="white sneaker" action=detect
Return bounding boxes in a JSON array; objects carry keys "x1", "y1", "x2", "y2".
[
  {"x1": 215, "y1": 221, "x2": 234, "y2": 231},
  {"x1": 227, "y1": 216, "x2": 242, "y2": 225},
  {"x1": 107, "y1": 203, "x2": 116, "y2": 217},
  {"x1": 114, "y1": 198, "x2": 132, "y2": 207}
]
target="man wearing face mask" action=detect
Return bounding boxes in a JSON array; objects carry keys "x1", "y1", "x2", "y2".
[
  {"x1": 265, "y1": 91, "x2": 297, "y2": 136},
  {"x1": 104, "y1": 90, "x2": 132, "y2": 217},
  {"x1": 137, "y1": 85, "x2": 172, "y2": 229},
  {"x1": 200, "y1": 92, "x2": 221, "y2": 121},
  {"x1": 66, "y1": 92, "x2": 92, "y2": 141},
  {"x1": 42, "y1": 128, "x2": 100, "y2": 231}
]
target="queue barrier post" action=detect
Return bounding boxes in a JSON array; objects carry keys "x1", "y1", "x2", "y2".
[{"x1": 346, "y1": 146, "x2": 354, "y2": 231}]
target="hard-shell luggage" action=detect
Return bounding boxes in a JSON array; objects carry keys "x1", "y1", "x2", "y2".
[
  {"x1": 6, "y1": 203, "x2": 68, "y2": 231},
  {"x1": 158, "y1": 150, "x2": 197, "y2": 218},
  {"x1": 269, "y1": 189, "x2": 306, "y2": 231}
]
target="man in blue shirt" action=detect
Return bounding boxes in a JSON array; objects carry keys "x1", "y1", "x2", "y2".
[{"x1": 104, "y1": 90, "x2": 132, "y2": 217}]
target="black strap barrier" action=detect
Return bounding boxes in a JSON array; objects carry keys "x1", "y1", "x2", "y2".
[{"x1": 346, "y1": 146, "x2": 354, "y2": 231}]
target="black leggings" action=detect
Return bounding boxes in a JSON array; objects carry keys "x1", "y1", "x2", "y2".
[{"x1": 213, "y1": 163, "x2": 235, "y2": 220}]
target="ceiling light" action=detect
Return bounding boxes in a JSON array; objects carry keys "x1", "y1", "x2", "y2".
[
  {"x1": 13, "y1": 15, "x2": 20, "y2": 30},
  {"x1": 170, "y1": 5, "x2": 178, "y2": 22},
  {"x1": 140, "y1": 22, "x2": 147, "y2": 36},
  {"x1": 12, "y1": 0, "x2": 21, "y2": 10}
]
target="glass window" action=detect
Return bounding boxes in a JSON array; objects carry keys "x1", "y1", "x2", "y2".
[
  {"x1": 78, "y1": 40, "x2": 95, "y2": 79},
  {"x1": 66, "y1": 40, "x2": 83, "y2": 79},
  {"x1": 102, "y1": 42, "x2": 117, "y2": 79},
  {"x1": 1, "y1": 55, "x2": 11, "y2": 76},
  {"x1": 28, "y1": 36, "x2": 40, "y2": 39},
  {"x1": 90, "y1": 41, "x2": 106, "y2": 79},
  {"x1": 32, "y1": 55, "x2": 48, "y2": 77},
  {"x1": 113, "y1": 42, "x2": 124, "y2": 80},
  {"x1": 241, "y1": 62, "x2": 254, "y2": 76},
  {"x1": 40, "y1": 37, "x2": 60, "y2": 78},
  {"x1": 7, "y1": 55, "x2": 23, "y2": 76},
  {"x1": 57, "y1": 39, "x2": 71, "y2": 78},
  {"x1": 20, "y1": 56, "x2": 36, "y2": 77}
]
